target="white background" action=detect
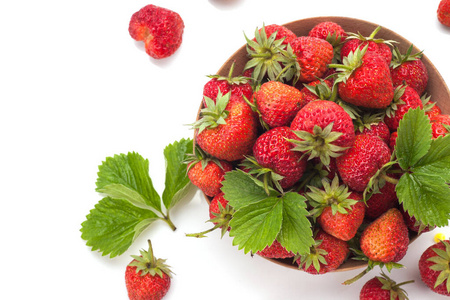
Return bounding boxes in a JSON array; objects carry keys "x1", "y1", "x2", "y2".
[{"x1": 1, "y1": 0, "x2": 450, "y2": 299}]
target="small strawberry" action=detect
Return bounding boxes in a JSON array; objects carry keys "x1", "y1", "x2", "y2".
[
  {"x1": 390, "y1": 45, "x2": 428, "y2": 96},
  {"x1": 297, "y1": 78, "x2": 333, "y2": 106},
  {"x1": 360, "y1": 208, "x2": 409, "y2": 263},
  {"x1": 257, "y1": 239, "x2": 295, "y2": 259},
  {"x1": 422, "y1": 94, "x2": 442, "y2": 118},
  {"x1": 253, "y1": 81, "x2": 304, "y2": 128},
  {"x1": 365, "y1": 180, "x2": 398, "y2": 220},
  {"x1": 359, "y1": 272, "x2": 413, "y2": 300},
  {"x1": 290, "y1": 36, "x2": 334, "y2": 83},
  {"x1": 186, "y1": 146, "x2": 233, "y2": 197},
  {"x1": 430, "y1": 114, "x2": 450, "y2": 138},
  {"x1": 308, "y1": 21, "x2": 347, "y2": 45},
  {"x1": 308, "y1": 176, "x2": 366, "y2": 241},
  {"x1": 202, "y1": 61, "x2": 253, "y2": 107},
  {"x1": 255, "y1": 24, "x2": 297, "y2": 46},
  {"x1": 193, "y1": 91, "x2": 258, "y2": 162},
  {"x1": 389, "y1": 131, "x2": 398, "y2": 151},
  {"x1": 354, "y1": 113, "x2": 390, "y2": 144},
  {"x1": 125, "y1": 240, "x2": 173, "y2": 300},
  {"x1": 419, "y1": 240, "x2": 450, "y2": 296},
  {"x1": 336, "y1": 133, "x2": 391, "y2": 192},
  {"x1": 297, "y1": 229, "x2": 349, "y2": 274},
  {"x1": 290, "y1": 100, "x2": 355, "y2": 167},
  {"x1": 384, "y1": 85, "x2": 424, "y2": 132},
  {"x1": 128, "y1": 5, "x2": 184, "y2": 59},
  {"x1": 438, "y1": 0, "x2": 450, "y2": 27},
  {"x1": 247, "y1": 126, "x2": 307, "y2": 192},
  {"x1": 332, "y1": 45, "x2": 394, "y2": 109}
]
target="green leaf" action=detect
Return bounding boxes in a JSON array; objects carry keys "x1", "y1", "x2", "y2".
[
  {"x1": 80, "y1": 197, "x2": 159, "y2": 258},
  {"x1": 413, "y1": 135, "x2": 450, "y2": 183},
  {"x1": 229, "y1": 196, "x2": 283, "y2": 254},
  {"x1": 221, "y1": 169, "x2": 279, "y2": 210},
  {"x1": 96, "y1": 152, "x2": 162, "y2": 212},
  {"x1": 396, "y1": 172, "x2": 450, "y2": 227},
  {"x1": 396, "y1": 108, "x2": 432, "y2": 170},
  {"x1": 96, "y1": 183, "x2": 150, "y2": 209},
  {"x1": 277, "y1": 192, "x2": 314, "y2": 255},
  {"x1": 162, "y1": 138, "x2": 194, "y2": 209}
]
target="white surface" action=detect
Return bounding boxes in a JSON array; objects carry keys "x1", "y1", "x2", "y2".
[{"x1": 1, "y1": 0, "x2": 450, "y2": 299}]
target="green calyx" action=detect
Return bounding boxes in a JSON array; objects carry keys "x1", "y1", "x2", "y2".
[
  {"x1": 296, "y1": 238, "x2": 328, "y2": 273},
  {"x1": 190, "y1": 90, "x2": 231, "y2": 133},
  {"x1": 289, "y1": 122, "x2": 348, "y2": 167},
  {"x1": 129, "y1": 240, "x2": 173, "y2": 278},
  {"x1": 390, "y1": 44, "x2": 424, "y2": 69},
  {"x1": 329, "y1": 44, "x2": 368, "y2": 84},
  {"x1": 307, "y1": 176, "x2": 356, "y2": 218},
  {"x1": 186, "y1": 200, "x2": 235, "y2": 238},
  {"x1": 354, "y1": 112, "x2": 385, "y2": 133},
  {"x1": 428, "y1": 240, "x2": 450, "y2": 292},
  {"x1": 184, "y1": 145, "x2": 225, "y2": 173},
  {"x1": 376, "y1": 271, "x2": 414, "y2": 300},
  {"x1": 244, "y1": 24, "x2": 299, "y2": 85},
  {"x1": 345, "y1": 26, "x2": 398, "y2": 47},
  {"x1": 239, "y1": 156, "x2": 285, "y2": 195},
  {"x1": 385, "y1": 85, "x2": 407, "y2": 118},
  {"x1": 207, "y1": 61, "x2": 251, "y2": 86}
]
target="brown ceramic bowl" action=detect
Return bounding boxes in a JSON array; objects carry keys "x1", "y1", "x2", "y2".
[{"x1": 194, "y1": 16, "x2": 450, "y2": 271}]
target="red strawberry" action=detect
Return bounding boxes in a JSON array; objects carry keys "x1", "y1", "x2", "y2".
[
  {"x1": 430, "y1": 114, "x2": 450, "y2": 138},
  {"x1": 209, "y1": 192, "x2": 234, "y2": 235},
  {"x1": 419, "y1": 240, "x2": 450, "y2": 296},
  {"x1": 389, "y1": 131, "x2": 398, "y2": 151},
  {"x1": 360, "y1": 208, "x2": 409, "y2": 263},
  {"x1": 290, "y1": 100, "x2": 355, "y2": 167},
  {"x1": 297, "y1": 229, "x2": 349, "y2": 274},
  {"x1": 250, "y1": 126, "x2": 307, "y2": 191},
  {"x1": 290, "y1": 36, "x2": 334, "y2": 83},
  {"x1": 186, "y1": 147, "x2": 233, "y2": 197},
  {"x1": 333, "y1": 46, "x2": 394, "y2": 109},
  {"x1": 202, "y1": 62, "x2": 253, "y2": 107},
  {"x1": 365, "y1": 180, "x2": 398, "y2": 220},
  {"x1": 254, "y1": 81, "x2": 304, "y2": 128},
  {"x1": 308, "y1": 176, "x2": 365, "y2": 241},
  {"x1": 423, "y1": 96, "x2": 442, "y2": 119},
  {"x1": 128, "y1": 5, "x2": 184, "y2": 59},
  {"x1": 193, "y1": 91, "x2": 258, "y2": 162},
  {"x1": 354, "y1": 113, "x2": 390, "y2": 144},
  {"x1": 308, "y1": 21, "x2": 347, "y2": 45},
  {"x1": 438, "y1": 0, "x2": 450, "y2": 27},
  {"x1": 390, "y1": 45, "x2": 429, "y2": 96},
  {"x1": 297, "y1": 78, "x2": 333, "y2": 106},
  {"x1": 359, "y1": 272, "x2": 413, "y2": 300},
  {"x1": 384, "y1": 85, "x2": 424, "y2": 132},
  {"x1": 257, "y1": 239, "x2": 295, "y2": 259},
  {"x1": 336, "y1": 133, "x2": 391, "y2": 192},
  {"x1": 255, "y1": 24, "x2": 297, "y2": 46},
  {"x1": 125, "y1": 240, "x2": 173, "y2": 300},
  {"x1": 340, "y1": 26, "x2": 394, "y2": 65}
]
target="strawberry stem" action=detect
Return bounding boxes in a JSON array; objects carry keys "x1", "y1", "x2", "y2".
[
  {"x1": 380, "y1": 173, "x2": 399, "y2": 185},
  {"x1": 343, "y1": 266, "x2": 371, "y2": 285},
  {"x1": 162, "y1": 213, "x2": 177, "y2": 231}
]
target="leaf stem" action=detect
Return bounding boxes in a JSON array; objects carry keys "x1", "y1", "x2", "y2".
[
  {"x1": 380, "y1": 173, "x2": 399, "y2": 185},
  {"x1": 161, "y1": 213, "x2": 177, "y2": 231}
]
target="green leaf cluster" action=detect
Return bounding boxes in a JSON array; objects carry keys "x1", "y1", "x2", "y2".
[
  {"x1": 221, "y1": 169, "x2": 314, "y2": 255},
  {"x1": 394, "y1": 108, "x2": 450, "y2": 227},
  {"x1": 80, "y1": 138, "x2": 193, "y2": 258}
]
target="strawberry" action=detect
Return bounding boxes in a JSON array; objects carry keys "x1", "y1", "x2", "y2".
[
  {"x1": 365, "y1": 180, "x2": 398, "y2": 220},
  {"x1": 332, "y1": 45, "x2": 394, "y2": 109},
  {"x1": 438, "y1": 0, "x2": 450, "y2": 27},
  {"x1": 389, "y1": 131, "x2": 398, "y2": 151},
  {"x1": 253, "y1": 81, "x2": 304, "y2": 128},
  {"x1": 336, "y1": 133, "x2": 391, "y2": 192},
  {"x1": 186, "y1": 146, "x2": 233, "y2": 197},
  {"x1": 360, "y1": 208, "x2": 409, "y2": 263},
  {"x1": 400, "y1": 205, "x2": 435, "y2": 233},
  {"x1": 308, "y1": 176, "x2": 365, "y2": 241},
  {"x1": 290, "y1": 100, "x2": 355, "y2": 166},
  {"x1": 419, "y1": 240, "x2": 450, "y2": 296},
  {"x1": 297, "y1": 78, "x2": 333, "y2": 106},
  {"x1": 125, "y1": 240, "x2": 173, "y2": 300},
  {"x1": 359, "y1": 272, "x2": 413, "y2": 300},
  {"x1": 257, "y1": 239, "x2": 295, "y2": 259},
  {"x1": 255, "y1": 24, "x2": 297, "y2": 46},
  {"x1": 308, "y1": 21, "x2": 347, "y2": 45},
  {"x1": 290, "y1": 36, "x2": 334, "y2": 83},
  {"x1": 430, "y1": 114, "x2": 450, "y2": 138},
  {"x1": 390, "y1": 45, "x2": 429, "y2": 96},
  {"x1": 340, "y1": 26, "x2": 394, "y2": 65},
  {"x1": 249, "y1": 126, "x2": 307, "y2": 191},
  {"x1": 208, "y1": 192, "x2": 234, "y2": 234},
  {"x1": 202, "y1": 62, "x2": 253, "y2": 107},
  {"x1": 297, "y1": 229, "x2": 349, "y2": 274},
  {"x1": 384, "y1": 85, "x2": 424, "y2": 132},
  {"x1": 128, "y1": 5, "x2": 184, "y2": 59},
  {"x1": 193, "y1": 91, "x2": 258, "y2": 162},
  {"x1": 354, "y1": 113, "x2": 390, "y2": 144},
  {"x1": 422, "y1": 95, "x2": 442, "y2": 119}
]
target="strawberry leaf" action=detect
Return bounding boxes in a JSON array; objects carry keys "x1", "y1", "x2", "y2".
[{"x1": 413, "y1": 135, "x2": 450, "y2": 182}]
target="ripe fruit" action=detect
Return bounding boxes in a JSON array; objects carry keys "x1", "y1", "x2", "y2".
[
  {"x1": 257, "y1": 239, "x2": 295, "y2": 259},
  {"x1": 419, "y1": 240, "x2": 450, "y2": 296},
  {"x1": 290, "y1": 100, "x2": 355, "y2": 166},
  {"x1": 128, "y1": 5, "x2": 184, "y2": 59},
  {"x1": 359, "y1": 272, "x2": 413, "y2": 300},
  {"x1": 308, "y1": 21, "x2": 347, "y2": 45},
  {"x1": 354, "y1": 113, "x2": 390, "y2": 144},
  {"x1": 360, "y1": 208, "x2": 409, "y2": 263},
  {"x1": 125, "y1": 240, "x2": 173, "y2": 300},
  {"x1": 384, "y1": 85, "x2": 424, "y2": 131},
  {"x1": 193, "y1": 91, "x2": 258, "y2": 162},
  {"x1": 336, "y1": 134, "x2": 391, "y2": 192},
  {"x1": 365, "y1": 180, "x2": 398, "y2": 220},
  {"x1": 438, "y1": 0, "x2": 450, "y2": 27},
  {"x1": 430, "y1": 114, "x2": 450, "y2": 138},
  {"x1": 254, "y1": 81, "x2": 304, "y2": 128},
  {"x1": 297, "y1": 79, "x2": 333, "y2": 106}
]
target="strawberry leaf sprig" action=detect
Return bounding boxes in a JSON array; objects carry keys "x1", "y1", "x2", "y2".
[{"x1": 80, "y1": 138, "x2": 193, "y2": 258}]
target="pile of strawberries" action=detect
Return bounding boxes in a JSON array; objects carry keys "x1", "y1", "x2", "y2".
[{"x1": 187, "y1": 20, "x2": 450, "y2": 296}]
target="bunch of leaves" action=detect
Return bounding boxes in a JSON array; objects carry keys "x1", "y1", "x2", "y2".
[
  {"x1": 80, "y1": 138, "x2": 193, "y2": 258},
  {"x1": 221, "y1": 169, "x2": 315, "y2": 256}
]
